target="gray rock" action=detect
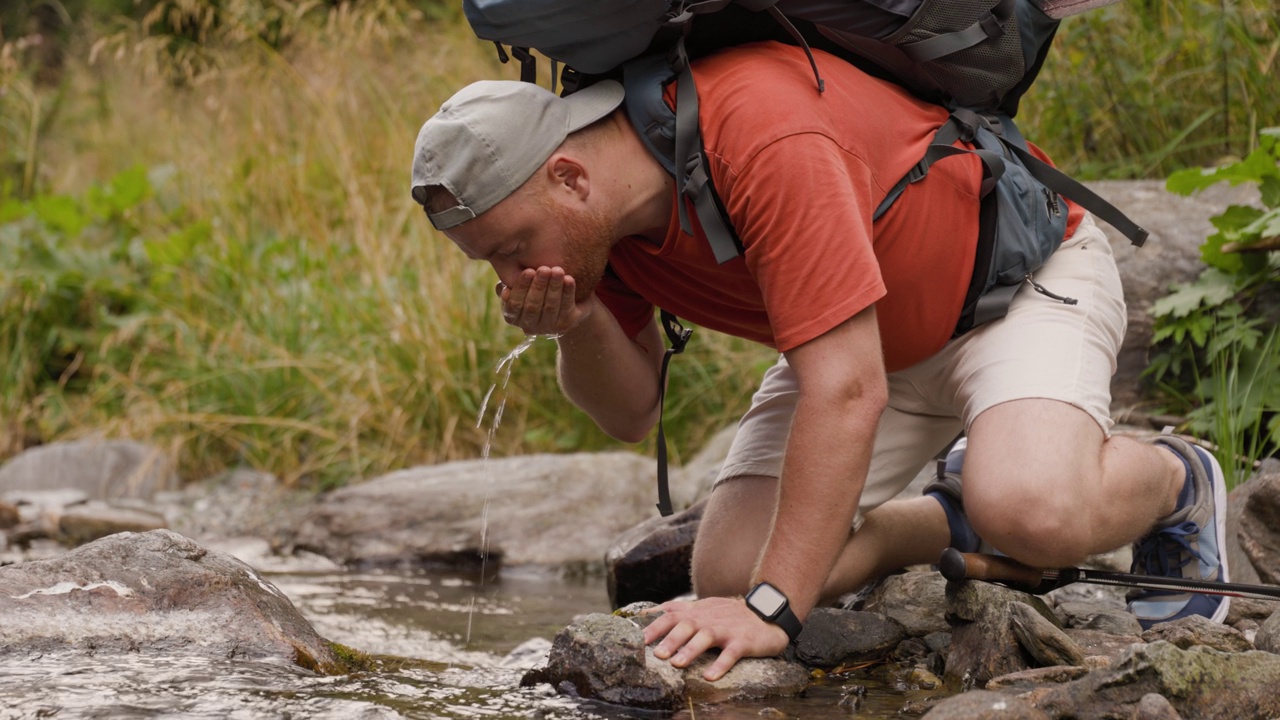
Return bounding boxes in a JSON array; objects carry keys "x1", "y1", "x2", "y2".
[
  {"x1": 58, "y1": 501, "x2": 168, "y2": 545},
  {"x1": 1224, "y1": 463, "x2": 1269, "y2": 587},
  {"x1": 985, "y1": 664, "x2": 1090, "y2": 691},
  {"x1": 1141, "y1": 614, "x2": 1253, "y2": 652},
  {"x1": 1239, "y1": 462, "x2": 1280, "y2": 585},
  {"x1": 1255, "y1": 607, "x2": 1280, "y2": 654},
  {"x1": 1063, "y1": 627, "x2": 1145, "y2": 664},
  {"x1": 862, "y1": 570, "x2": 950, "y2": 637},
  {"x1": 605, "y1": 497, "x2": 704, "y2": 609},
  {"x1": 291, "y1": 452, "x2": 680, "y2": 570},
  {"x1": 794, "y1": 608, "x2": 906, "y2": 668},
  {"x1": 920, "y1": 689, "x2": 1050, "y2": 719},
  {"x1": 1225, "y1": 596, "x2": 1276, "y2": 625},
  {"x1": 1135, "y1": 693, "x2": 1185, "y2": 720},
  {"x1": 1010, "y1": 601, "x2": 1085, "y2": 668},
  {"x1": 1055, "y1": 600, "x2": 1143, "y2": 635},
  {"x1": 944, "y1": 581, "x2": 1055, "y2": 687},
  {"x1": 0, "y1": 440, "x2": 176, "y2": 500},
  {"x1": 0, "y1": 529, "x2": 345, "y2": 673},
  {"x1": 682, "y1": 656, "x2": 810, "y2": 703},
  {"x1": 159, "y1": 468, "x2": 312, "y2": 546},
  {"x1": 1034, "y1": 641, "x2": 1280, "y2": 719},
  {"x1": 519, "y1": 612, "x2": 808, "y2": 709},
  {"x1": 521, "y1": 613, "x2": 684, "y2": 710}
]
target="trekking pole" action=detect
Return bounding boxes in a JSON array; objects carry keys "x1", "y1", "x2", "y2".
[{"x1": 938, "y1": 548, "x2": 1280, "y2": 602}]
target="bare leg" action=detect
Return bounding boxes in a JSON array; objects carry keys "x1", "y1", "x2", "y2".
[
  {"x1": 962, "y1": 398, "x2": 1184, "y2": 568},
  {"x1": 692, "y1": 476, "x2": 951, "y2": 603}
]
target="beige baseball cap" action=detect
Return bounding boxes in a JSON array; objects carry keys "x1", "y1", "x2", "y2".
[{"x1": 410, "y1": 79, "x2": 625, "y2": 230}]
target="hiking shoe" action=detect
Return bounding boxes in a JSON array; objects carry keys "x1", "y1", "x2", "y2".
[
  {"x1": 1127, "y1": 435, "x2": 1230, "y2": 630},
  {"x1": 923, "y1": 437, "x2": 997, "y2": 554}
]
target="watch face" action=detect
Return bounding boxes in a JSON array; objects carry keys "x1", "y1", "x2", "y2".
[{"x1": 747, "y1": 583, "x2": 787, "y2": 618}]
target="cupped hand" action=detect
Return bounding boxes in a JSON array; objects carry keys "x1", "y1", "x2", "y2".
[
  {"x1": 641, "y1": 596, "x2": 790, "y2": 681},
  {"x1": 497, "y1": 266, "x2": 594, "y2": 336}
]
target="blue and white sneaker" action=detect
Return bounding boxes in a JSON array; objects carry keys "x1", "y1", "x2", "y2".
[
  {"x1": 923, "y1": 437, "x2": 997, "y2": 554},
  {"x1": 1127, "y1": 435, "x2": 1230, "y2": 630}
]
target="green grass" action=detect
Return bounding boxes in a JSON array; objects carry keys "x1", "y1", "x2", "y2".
[{"x1": 0, "y1": 0, "x2": 1274, "y2": 487}]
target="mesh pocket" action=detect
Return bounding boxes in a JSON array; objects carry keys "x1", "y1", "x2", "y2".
[{"x1": 889, "y1": 0, "x2": 1025, "y2": 108}]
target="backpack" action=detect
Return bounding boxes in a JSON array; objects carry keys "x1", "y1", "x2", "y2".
[{"x1": 461, "y1": 0, "x2": 1150, "y2": 515}]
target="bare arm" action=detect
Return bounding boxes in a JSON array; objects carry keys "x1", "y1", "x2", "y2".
[
  {"x1": 500, "y1": 265, "x2": 665, "y2": 442},
  {"x1": 643, "y1": 306, "x2": 888, "y2": 679},
  {"x1": 753, "y1": 305, "x2": 888, "y2": 618}
]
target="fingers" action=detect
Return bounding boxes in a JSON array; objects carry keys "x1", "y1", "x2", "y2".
[{"x1": 499, "y1": 266, "x2": 581, "y2": 335}]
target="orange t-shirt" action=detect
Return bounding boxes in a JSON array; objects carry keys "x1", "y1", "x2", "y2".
[{"x1": 596, "y1": 42, "x2": 1082, "y2": 372}]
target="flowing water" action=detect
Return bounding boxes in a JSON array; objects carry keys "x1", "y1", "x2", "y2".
[{"x1": 0, "y1": 565, "x2": 937, "y2": 719}]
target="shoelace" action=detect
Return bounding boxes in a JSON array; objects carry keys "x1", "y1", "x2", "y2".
[{"x1": 1133, "y1": 520, "x2": 1205, "y2": 577}]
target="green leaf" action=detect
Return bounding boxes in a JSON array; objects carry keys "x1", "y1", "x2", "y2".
[
  {"x1": 32, "y1": 195, "x2": 87, "y2": 237},
  {"x1": 1150, "y1": 269, "x2": 1238, "y2": 318}
]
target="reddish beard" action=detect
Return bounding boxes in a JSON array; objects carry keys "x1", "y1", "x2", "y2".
[{"x1": 547, "y1": 201, "x2": 615, "y2": 303}]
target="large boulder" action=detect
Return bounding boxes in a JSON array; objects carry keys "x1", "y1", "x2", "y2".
[
  {"x1": 1238, "y1": 461, "x2": 1280, "y2": 585},
  {"x1": 290, "y1": 453, "x2": 693, "y2": 570},
  {"x1": 1032, "y1": 641, "x2": 1280, "y2": 719},
  {"x1": 0, "y1": 530, "x2": 348, "y2": 673},
  {"x1": 1088, "y1": 179, "x2": 1261, "y2": 411},
  {"x1": 0, "y1": 440, "x2": 177, "y2": 500}
]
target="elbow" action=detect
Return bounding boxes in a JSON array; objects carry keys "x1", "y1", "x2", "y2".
[{"x1": 599, "y1": 406, "x2": 660, "y2": 444}]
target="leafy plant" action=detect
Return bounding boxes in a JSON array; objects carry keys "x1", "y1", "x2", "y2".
[{"x1": 1149, "y1": 128, "x2": 1280, "y2": 486}]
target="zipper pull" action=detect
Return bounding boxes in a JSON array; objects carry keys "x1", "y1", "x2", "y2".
[{"x1": 1026, "y1": 274, "x2": 1078, "y2": 305}]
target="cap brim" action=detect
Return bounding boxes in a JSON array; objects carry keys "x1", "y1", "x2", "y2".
[{"x1": 564, "y1": 80, "x2": 625, "y2": 132}]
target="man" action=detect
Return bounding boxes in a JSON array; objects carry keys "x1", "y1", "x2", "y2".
[{"x1": 409, "y1": 41, "x2": 1229, "y2": 681}]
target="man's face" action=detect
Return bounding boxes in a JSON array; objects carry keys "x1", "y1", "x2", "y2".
[{"x1": 446, "y1": 188, "x2": 614, "y2": 303}]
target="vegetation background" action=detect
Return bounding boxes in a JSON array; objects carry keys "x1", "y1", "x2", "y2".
[{"x1": 1, "y1": 0, "x2": 1277, "y2": 489}]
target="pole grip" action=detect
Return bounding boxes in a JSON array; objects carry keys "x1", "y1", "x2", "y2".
[{"x1": 939, "y1": 548, "x2": 1047, "y2": 589}]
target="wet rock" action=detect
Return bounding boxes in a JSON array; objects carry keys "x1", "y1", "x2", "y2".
[
  {"x1": 0, "y1": 440, "x2": 176, "y2": 500},
  {"x1": 1141, "y1": 614, "x2": 1253, "y2": 652},
  {"x1": 521, "y1": 613, "x2": 684, "y2": 710},
  {"x1": 1009, "y1": 601, "x2": 1085, "y2": 668},
  {"x1": 1239, "y1": 462, "x2": 1280, "y2": 585},
  {"x1": 919, "y1": 689, "x2": 1049, "y2": 719},
  {"x1": 605, "y1": 497, "x2": 704, "y2": 609},
  {"x1": 1034, "y1": 641, "x2": 1280, "y2": 719},
  {"x1": 944, "y1": 581, "x2": 1054, "y2": 687},
  {"x1": 1055, "y1": 599, "x2": 1143, "y2": 635},
  {"x1": 58, "y1": 501, "x2": 168, "y2": 545},
  {"x1": 862, "y1": 570, "x2": 950, "y2": 637},
  {"x1": 683, "y1": 656, "x2": 810, "y2": 703},
  {"x1": 0, "y1": 529, "x2": 346, "y2": 673},
  {"x1": 794, "y1": 608, "x2": 906, "y2": 668},
  {"x1": 292, "y1": 453, "x2": 686, "y2": 571}
]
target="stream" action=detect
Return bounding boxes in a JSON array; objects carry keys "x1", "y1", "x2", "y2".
[{"x1": 0, "y1": 564, "x2": 940, "y2": 719}]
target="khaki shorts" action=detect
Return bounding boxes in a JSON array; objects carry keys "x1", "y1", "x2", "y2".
[{"x1": 715, "y1": 214, "x2": 1127, "y2": 517}]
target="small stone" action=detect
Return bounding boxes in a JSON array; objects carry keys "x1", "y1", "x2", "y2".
[
  {"x1": 1135, "y1": 693, "x2": 1184, "y2": 720},
  {"x1": 1141, "y1": 614, "x2": 1253, "y2": 653}
]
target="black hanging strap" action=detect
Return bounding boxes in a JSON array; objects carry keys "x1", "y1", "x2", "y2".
[{"x1": 654, "y1": 310, "x2": 693, "y2": 517}]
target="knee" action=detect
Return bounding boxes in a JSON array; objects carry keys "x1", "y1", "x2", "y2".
[{"x1": 964, "y1": 470, "x2": 1095, "y2": 568}]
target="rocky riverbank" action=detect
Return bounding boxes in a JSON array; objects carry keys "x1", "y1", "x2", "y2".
[{"x1": 2, "y1": 180, "x2": 1277, "y2": 717}]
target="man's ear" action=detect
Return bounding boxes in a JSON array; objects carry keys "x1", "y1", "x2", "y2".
[{"x1": 545, "y1": 153, "x2": 590, "y2": 202}]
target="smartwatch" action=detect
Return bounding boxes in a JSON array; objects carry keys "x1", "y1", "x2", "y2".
[{"x1": 744, "y1": 581, "x2": 803, "y2": 643}]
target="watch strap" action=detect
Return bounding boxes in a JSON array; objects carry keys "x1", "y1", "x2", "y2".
[{"x1": 746, "y1": 582, "x2": 804, "y2": 643}]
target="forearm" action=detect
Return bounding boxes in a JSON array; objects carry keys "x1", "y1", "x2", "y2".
[
  {"x1": 753, "y1": 390, "x2": 884, "y2": 619},
  {"x1": 556, "y1": 309, "x2": 663, "y2": 442}
]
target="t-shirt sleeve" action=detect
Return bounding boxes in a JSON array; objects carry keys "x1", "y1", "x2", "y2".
[
  {"x1": 714, "y1": 132, "x2": 888, "y2": 352},
  {"x1": 594, "y1": 267, "x2": 655, "y2": 341}
]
